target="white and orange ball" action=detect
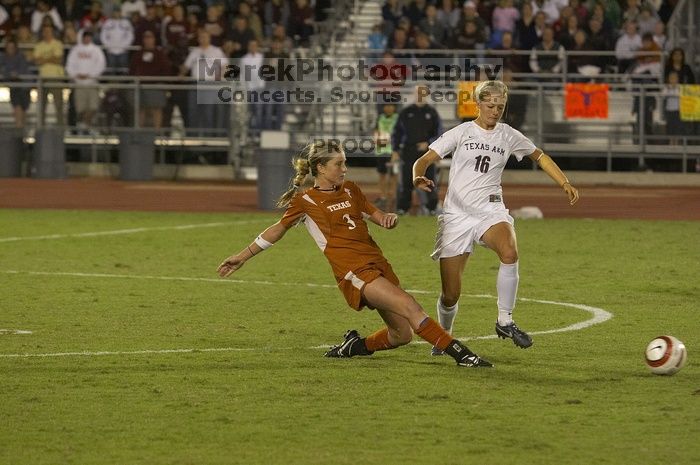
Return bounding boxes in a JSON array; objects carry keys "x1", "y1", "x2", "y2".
[{"x1": 645, "y1": 336, "x2": 687, "y2": 375}]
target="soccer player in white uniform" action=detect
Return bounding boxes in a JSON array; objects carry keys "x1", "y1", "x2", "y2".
[{"x1": 412, "y1": 80, "x2": 580, "y2": 353}]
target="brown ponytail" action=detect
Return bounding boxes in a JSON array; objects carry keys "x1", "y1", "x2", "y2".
[{"x1": 276, "y1": 141, "x2": 341, "y2": 208}]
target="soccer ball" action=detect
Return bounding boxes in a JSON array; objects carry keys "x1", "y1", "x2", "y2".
[{"x1": 644, "y1": 336, "x2": 687, "y2": 375}]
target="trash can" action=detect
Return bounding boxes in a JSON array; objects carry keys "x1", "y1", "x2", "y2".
[
  {"x1": 33, "y1": 127, "x2": 66, "y2": 179},
  {"x1": 119, "y1": 130, "x2": 155, "y2": 181},
  {"x1": 0, "y1": 128, "x2": 24, "y2": 177},
  {"x1": 256, "y1": 131, "x2": 293, "y2": 210}
]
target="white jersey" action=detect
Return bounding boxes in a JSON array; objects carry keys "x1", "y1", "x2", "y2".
[{"x1": 429, "y1": 121, "x2": 536, "y2": 215}]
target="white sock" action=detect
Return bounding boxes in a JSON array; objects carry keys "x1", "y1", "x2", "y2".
[
  {"x1": 497, "y1": 261, "x2": 519, "y2": 326},
  {"x1": 437, "y1": 297, "x2": 459, "y2": 334}
]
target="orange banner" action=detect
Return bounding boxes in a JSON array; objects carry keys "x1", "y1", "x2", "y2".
[
  {"x1": 565, "y1": 83, "x2": 609, "y2": 119},
  {"x1": 456, "y1": 81, "x2": 479, "y2": 120}
]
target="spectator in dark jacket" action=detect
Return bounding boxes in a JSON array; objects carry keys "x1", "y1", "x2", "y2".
[{"x1": 130, "y1": 30, "x2": 172, "y2": 129}]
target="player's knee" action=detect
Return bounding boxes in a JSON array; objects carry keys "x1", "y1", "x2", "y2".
[
  {"x1": 440, "y1": 291, "x2": 460, "y2": 308},
  {"x1": 500, "y1": 249, "x2": 518, "y2": 264}
]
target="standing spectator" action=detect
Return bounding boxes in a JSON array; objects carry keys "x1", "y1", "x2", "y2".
[
  {"x1": 80, "y1": 1, "x2": 106, "y2": 37},
  {"x1": 34, "y1": 24, "x2": 64, "y2": 125},
  {"x1": 202, "y1": 4, "x2": 227, "y2": 47},
  {"x1": 181, "y1": 29, "x2": 227, "y2": 136},
  {"x1": 182, "y1": 0, "x2": 207, "y2": 20},
  {"x1": 16, "y1": 25, "x2": 37, "y2": 62},
  {"x1": 185, "y1": 12, "x2": 200, "y2": 45},
  {"x1": 557, "y1": 13, "x2": 580, "y2": 49},
  {"x1": 130, "y1": 30, "x2": 171, "y2": 129},
  {"x1": 1, "y1": 39, "x2": 31, "y2": 128},
  {"x1": 100, "y1": 9, "x2": 134, "y2": 73},
  {"x1": 238, "y1": 1, "x2": 263, "y2": 41},
  {"x1": 392, "y1": 85, "x2": 442, "y2": 215},
  {"x1": 514, "y1": 1, "x2": 537, "y2": 50},
  {"x1": 241, "y1": 39, "x2": 265, "y2": 139},
  {"x1": 58, "y1": 0, "x2": 89, "y2": 25},
  {"x1": 31, "y1": 0, "x2": 64, "y2": 36},
  {"x1": 261, "y1": 37, "x2": 289, "y2": 130},
  {"x1": 1, "y1": 5, "x2": 29, "y2": 41},
  {"x1": 664, "y1": 47, "x2": 695, "y2": 84},
  {"x1": 662, "y1": 71, "x2": 686, "y2": 145},
  {"x1": 288, "y1": 0, "x2": 314, "y2": 46},
  {"x1": 65, "y1": 30, "x2": 106, "y2": 128},
  {"x1": 263, "y1": 0, "x2": 290, "y2": 37},
  {"x1": 225, "y1": 15, "x2": 255, "y2": 58},
  {"x1": 567, "y1": 30, "x2": 599, "y2": 79},
  {"x1": 529, "y1": 26, "x2": 565, "y2": 76},
  {"x1": 419, "y1": 4, "x2": 447, "y2": 44},
  {"x1": 162, "y1": 4, "x2": 189, "y2": 48},
  {"x1": 652, "y1": 20, "x2": 669, "y2": 51},
  {"x1": 122, "y1": 0, "x2": 147, "y2": 19},
  {"x1": 615, "y1": 20, "x2": 641, "y2": 73},
  {"x1": 436, "y1": 0, "x2": 460, "y2": 31},
  {"x1": 587, "y1": 17, "x2": 612, "y2": 70},
  {"x1": 133, "y1": 2, "x2": 162, "y2": 46},
  {"x1": 374, "y1": 103, "x2": 399, "y2": 212}
]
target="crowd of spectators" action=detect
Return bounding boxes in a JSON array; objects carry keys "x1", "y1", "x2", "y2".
[
  {"x1": 0, "y1": 0, "x2": 325, "y2": 131},
  {"x1": 376, "y1": 0, "x2": 690, "y2": 81}
]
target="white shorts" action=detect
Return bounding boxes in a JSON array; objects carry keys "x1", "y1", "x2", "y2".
[{"x1": 431, "y1": 211, "x2": 514, "y2": 260}]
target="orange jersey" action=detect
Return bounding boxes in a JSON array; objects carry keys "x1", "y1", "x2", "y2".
[{"x1": 280, "y1": 181, "x2": 388, "y2": 281}]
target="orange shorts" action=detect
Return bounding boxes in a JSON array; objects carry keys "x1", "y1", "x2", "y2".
[{"x1": 337, "y1": 260, "x2": 400, "y2": 311}]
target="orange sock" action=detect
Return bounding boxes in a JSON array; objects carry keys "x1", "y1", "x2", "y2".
[
  {"x1": 415, "y1": 317, "x2": 453, "y2": 351},
  {"x1": 365, "y1": 327, "x2": 394, "y2": 352}
]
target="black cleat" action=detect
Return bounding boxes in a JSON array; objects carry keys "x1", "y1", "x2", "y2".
[
  {"x1": 324, "y1": 329, "x2": 363, "y2": 358},
  {"x1": 495, "y1": 322, "x2": 533, "y2": 348},
  {"x1": 456, "y1": 351, "x2": 493, "y2": 368}
]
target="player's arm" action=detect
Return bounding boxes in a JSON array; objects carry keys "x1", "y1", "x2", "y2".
[
  {"x1": 412, "y1": 149, "x2": 441, "y2": 192},
  {"x1": 368, "y1": 210, "x2": 398, "y2": 229},
  {"x1": 217, "y1": 221, "x2": 290, "y2": 277},
  {"x1": 528, "y1": 149, "x2": 580, "y2": 206}
]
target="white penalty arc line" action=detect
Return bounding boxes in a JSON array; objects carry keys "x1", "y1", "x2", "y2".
[
  {"x1": 0, "y1": 220, "x2": 269, "y2": 243},
  {"x1": 0, "y1": 270, "x2": 613, "y2": 358}
]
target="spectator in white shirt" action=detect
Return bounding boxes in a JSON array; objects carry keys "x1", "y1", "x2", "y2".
[
  {"x1": 65, "y1": 31, "x2": 106, "y2": 127},
  {"x1": 100, "y1": 10, "x2": 134, "y2": 73},
  {"x1": 31, "y1": 0, "x2": 64, "y2": 35},
  {"x1": 615, "y1": 21, "x2": 642, "y2": 73}
]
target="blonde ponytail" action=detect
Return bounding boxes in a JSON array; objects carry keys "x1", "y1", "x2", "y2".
[{"x1": 275, "y1": 141, "x2": 342, "y2": 208}]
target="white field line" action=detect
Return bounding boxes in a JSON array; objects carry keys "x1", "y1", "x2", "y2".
[
  {"x1": 0, "y1": 270, "x2": 613, "y2": 358},
  {"x1": 0, "y1": 329, "x2": 33, "y2": 335},
  {"x1": 0, "y1": 220, "x2": 268, "y2": 243}
]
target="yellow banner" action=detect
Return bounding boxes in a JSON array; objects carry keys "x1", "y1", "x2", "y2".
[
  {"x1": 565, "y1": 83, "x2": 609, "y2": 119},
  {"x1": 680, "y1": 85, "x2": 700, "y2": 121}
]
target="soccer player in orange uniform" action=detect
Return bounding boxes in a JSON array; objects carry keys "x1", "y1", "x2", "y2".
[{"x1": 217, "y1": 141, "x2": 492, "y2": 367}]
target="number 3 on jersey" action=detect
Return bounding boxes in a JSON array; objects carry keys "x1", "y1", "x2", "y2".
[
  {"x1": 474, "y1": 155, "x2": 490, "y2": 173},
  {"x1": 343, "y1": 213, "x2": 356, "y2": 230}
]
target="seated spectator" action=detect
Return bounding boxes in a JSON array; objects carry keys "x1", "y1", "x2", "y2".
[
  {"x1": 531, "y1": 0, "x2": 563, "y2": 25},
  {"x1": 31, "y1": 0, "x2": 64, "y2": 36},
  {"x1": 501, "y1": 67, "x2": 527, "y2": 130},
  {"x1": 569, "y1": 0, "x2": 589, "y2": 25},
  {"x1": 552, "y1": 5, "x2": 574, "y2": 37},
  {"x1": 662, "y1": 71, "x2": 692, "y2": 145},
  {"x1": 1, "y1": 39, "x2": 31, "y2": 128},
  {"x1": 63, "y1": 21, "x2": 79, "y2": 47},
  {"x1": 436, "y1": 0, "x2": 460, "y2": 31},
  {"x1": 558, "y1": 13, "x2": 580, "y2": 50},
  {"x1": 450, "y1": 18, "x2": 487, "y2": 51},
  {"x1": 492, "y1": 0, "x2": 520, "y2": 35},
  {"x1": 652, "y1": 20, "x2": 669, "y2": 51},
  {"x1": 225, "y1": 15, "x2": 255, "y2": 58},
  {"x1": 405, "y1": 0, "x2": 428, "y2": 26},
  {"x1": 389, "y1": 27, "x2": 410, "y2": 59},
  {"x1": 529, "y1": 26, "x2": 565, "y2": 75},
  {"x1": 622, "y1": 0, "x2": 642, "y2": 25},
  {"x1": 567, "y1": 30, "x2": 600, "y2": 79},
  {"x1": 490, "y1": 30, "x2": 526, "y2": 72},
  {"x1": 587, "y1": 17, "x2": 613, "y2": 70},
  {"x1": 80, "y1": 1, "x2": 106, "y2": 38},
  {"x1": 368, "y1": 23, "x2": 388, "y2": 57},
  {"x1": 419, "y1": 4, "x2": 447, "y2": 44},
  {"x1": 122, "y1": 0, "x2": 147, "y2": 19},
  {"x1": 637, "y1": 4, "x2": 659, "y2": 36},
  {"x1": 238, "y1": 1, "x2": 263, "y2": 41},
  {"x1": 289, "y1": 0, "x2": 314, "y2": 46},
  {"x1": 1, "y1": 5, "x2": 29, "y2": 41},
  {"x1": 100, "y1": 9, "x2": 134, "y2": 73},
  {"x1": 130, "y1": 30, "x2": 171, "y2": 130},
  {"x1": 615, "y1": 20, "x2": 641, "y2": 73},
  {"x1": 590, "y1": 2, "x2": 616, "y2": 37},
  {"x1": 411, "y1": 32, "x2": 439, "y2": 67},
  {"x1": 65, "y1": 30, "x2": 106, "y2": 129},
  {"x1": 664, "y1": 47, "x2": 695, "y2": 84},
  {"x1": 633, "y1": 32, "x2": 661, "y2": 75},
  {"x1": 514, "y1": 1, "x2": 537, "y2": 50},
  {"x1": 458, "y1": 1, "x2": 487, "y2": 34},
  {"x1": 267, "y1": 24, "x2": 294, "y2": 53},
  {"x1": 264, "y1": 0, "x2": 290, "y2": 38}
]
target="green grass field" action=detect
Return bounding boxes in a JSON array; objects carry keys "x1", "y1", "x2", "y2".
[{"x1": 1, "y1": 209, "x2": 698, "y2": 465}]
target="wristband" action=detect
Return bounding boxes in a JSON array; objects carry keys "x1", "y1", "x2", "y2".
[{"x1": 254, "y1": 235, "x2": 273, "y2": 250}]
